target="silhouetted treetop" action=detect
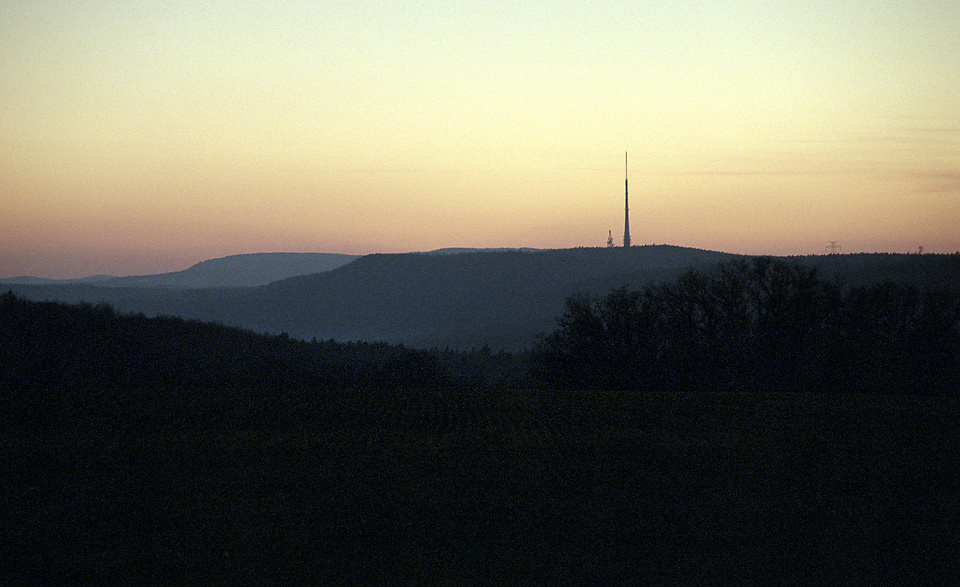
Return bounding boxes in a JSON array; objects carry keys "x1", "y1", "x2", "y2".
[{"x1": 532, "y1": 258, "x2": 960, "y2": 396}]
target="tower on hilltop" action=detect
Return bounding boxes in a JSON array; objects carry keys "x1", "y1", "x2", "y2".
[{"x1": 623, "y1": 151, "x2": 631, "y2": 247}]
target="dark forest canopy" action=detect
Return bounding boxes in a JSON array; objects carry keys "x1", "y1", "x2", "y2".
[
  {"x1": 0, "y1": 291, "x2": 447, "y2": 391},
  {"x1": 4, "y1": 266, "x2": 959, "y2": 585},
  {"x1": 4, "y1": 253, "x2": 960, "y2": 397},
  {"x1": 531, "y1": 258, "x2": 960, "y2": 397}
]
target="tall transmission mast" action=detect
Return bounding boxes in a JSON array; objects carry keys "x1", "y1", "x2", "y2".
[{"x1": 623, "y1": 151, "x2": 631, "y2": 247}]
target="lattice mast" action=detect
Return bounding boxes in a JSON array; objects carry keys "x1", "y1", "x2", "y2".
[{"x1": 623, "y1": 151, "x2": 631, "y2": 247}]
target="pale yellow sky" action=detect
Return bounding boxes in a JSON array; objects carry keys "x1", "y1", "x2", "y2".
[{"x1": 2, "y1": 0, "x2": 958, "y2": 277}]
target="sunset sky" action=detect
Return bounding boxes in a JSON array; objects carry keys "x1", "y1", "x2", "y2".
[{"x1": 3, "y1": 1, "x2": 958, "y2": 278}]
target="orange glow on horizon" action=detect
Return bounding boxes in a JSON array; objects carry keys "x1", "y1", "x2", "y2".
[{"x1": 2, "y1": 1, "x2": 958, "y2": 278}]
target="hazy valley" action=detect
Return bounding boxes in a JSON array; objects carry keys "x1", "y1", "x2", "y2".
[{"x1": 5, "y1": 245, "x2": 960, "y2": 351}]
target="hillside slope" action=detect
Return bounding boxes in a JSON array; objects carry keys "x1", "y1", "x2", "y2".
[
  {"x1": 2, "y1": 246, "x2": 732, "y2": 349},
  {"x1": 7, "y1": 247, "x2": 959, "y2": 350},
  {"x1": 248, "y1": 246, "x2": 734, "y2": 348},
  {"x1": 0, "y1": 252, "x2": 360, "y2": 289}
]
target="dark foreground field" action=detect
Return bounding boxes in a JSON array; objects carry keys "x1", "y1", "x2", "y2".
[{"x1": 2, "y1": 387, "x2": 958, "y2": 585}]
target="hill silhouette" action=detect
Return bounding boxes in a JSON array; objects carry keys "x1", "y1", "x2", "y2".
[
  {"x1": 6, "y1": 246, "x2": 960, "y2": 350},
  {"x1": 0, "y1": 291, "x2": 444, "y2": 392},
  {"x1": 0, "y1": 252, "x2": 359, "y2": 289},
  {"x1": 249, "y1": 246, "x2": 735, "y2": 348},
  {"x1": 5, "y1": 246, "x2": 732, "y2": 349}
]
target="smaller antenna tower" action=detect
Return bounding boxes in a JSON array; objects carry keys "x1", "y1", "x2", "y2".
[
  {"x1": 825, "y1": 241, "x2": 841, "y2": 255},
  {"x1": 607, "y1": 230, "x2": 614, "y2": 247}
]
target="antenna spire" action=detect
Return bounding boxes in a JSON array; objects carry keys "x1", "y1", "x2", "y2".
[{"x1": 623, "y1": 151, "x2": 631, "y2": 247}]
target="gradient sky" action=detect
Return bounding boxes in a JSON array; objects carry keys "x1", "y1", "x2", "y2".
[{"x1": 2, "y1": 1, "x2": 958, "y2": 278}]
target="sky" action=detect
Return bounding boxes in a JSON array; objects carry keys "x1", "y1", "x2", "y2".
[{"x1": 2, "y1": 0, "x2": 958, "y2": 278}]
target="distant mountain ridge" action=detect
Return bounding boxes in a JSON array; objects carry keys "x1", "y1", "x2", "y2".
[
  {"x1": 0, "y1": 275, "x2": 116, "y2": 286},
  {"x1": 6, "y1": 246, "x2": 960, "y2": 350},
  {"x1": 0, "y1": 252, "x2": 361, "y2": 289},
  {"x1": 420, "y1": 247, "x2": 543, "y2": 255},
  {"x1": 0, "y1": 249, "x2": 541, "y2": 287}
]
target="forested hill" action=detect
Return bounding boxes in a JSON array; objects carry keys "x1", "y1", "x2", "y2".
[
  {"x1": 250, "y1": 246, "x2": 736, "y2": 349},
  {"x1": 6, "y1": 246, "x2": 960, "y2": 351},
  {"x1": 3, "y1": 246, "x2": 733, "y2": 350},
  {"x1": 0, "y1": 291, "x2": 443, "y2": 392}
]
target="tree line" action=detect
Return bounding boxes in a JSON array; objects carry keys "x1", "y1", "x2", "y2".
[
  {"x1": 5, "y1": 253, "x2": 960, "y2": 399},
  {"x1": 531, "y1": 257, "x2": 960, "y2": 396},
  {"x1": 0, "y1": 290, "x2": 447, "y2": 392}
]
